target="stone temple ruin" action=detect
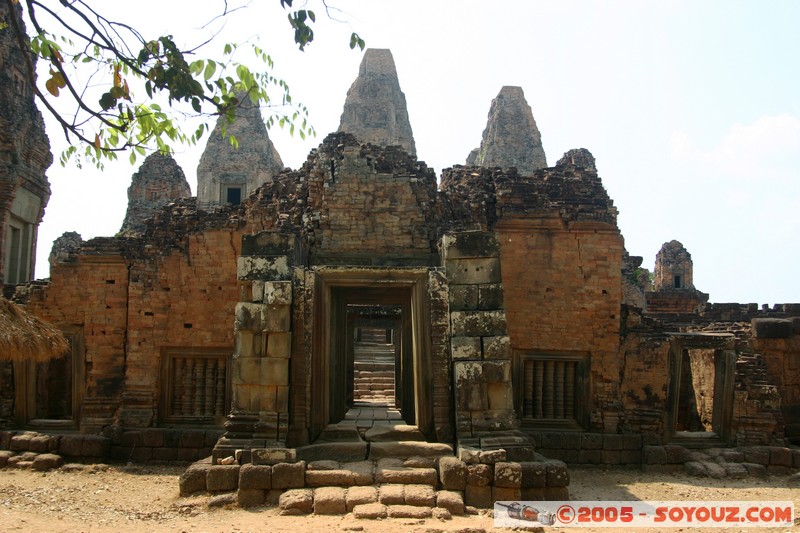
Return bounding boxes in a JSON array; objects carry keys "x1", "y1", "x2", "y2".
[{"x1": 1, "y1": 31, "x2": 799, "y2": 515}]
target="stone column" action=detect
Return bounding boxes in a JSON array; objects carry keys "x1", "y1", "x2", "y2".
[
  {"x1": 213, "y1": 232, "x2": 302, "y2": 463},
  {"x1": 444, "y1": 231, "x2": 533, "y2": 459}
]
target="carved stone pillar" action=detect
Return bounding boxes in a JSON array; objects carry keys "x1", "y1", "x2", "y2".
[{"x1": 213, "y1": 232, "x2": 302, "y2": 463}]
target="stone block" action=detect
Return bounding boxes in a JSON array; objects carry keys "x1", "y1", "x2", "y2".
[
  {"x1": 266, "y1": 332, "x2": 292, "y2": 358},
  {"x1": 545, "y1": 486, "x2": 570, "y2": 501},
  {"x1": 57, "y1": 435, "x2": 83, "y2": 457},
  {"x1": 479, "y1": 448, "x2": 507, "y2": 464},
  {"x1": 603, "y1": 434, "x2": 623, "y2": 450},
  {"x1": 492, "y1": 486, "x2": 521, "y2": 502},
  {"x1": 450, "y1": 336, "x2": 481, "y2": 360},
  {"x1": 345, "y1": 486, "x2": 378, "y2": 511},
  {"x1": 464, "y1": 485, "x2": 493, "y2": 508},
  {"x1": 206, "y1": 465, "x2": 240, "y2": 492},
  {"x1": 438, "y1": 456, "x2": 466, "y2": 490},
  {"x1": 264, "y1": 281, "x2": 292, "y2": 305},
  {"x1": 621, "y1": 450, "x2": 641, "y2": 465},
  {"x1": 180, "y1": 430, "x2": 206, "y2": 449},
  {"x1": 241, "y1": 232, "x2": 300, "y2": 258},
  {"x1": 81, "y1": 435, "x2": 109, "y2": 458},
  {"x1": 261, "y1": 358, "x2": 289, "y2": 386},
  {"x1": 404, "y1": 484, "x2": 436, "y2": 506},
  {"x1": 152, "y1": 447, "x2": 178, "y2": 462},
  {"x1": 369, "y1": 441, "x2": 452, "y2": 460},
  {"x1": 643, "y1": 446, "x2": 667, "y2": 465},
  {"x1": 265, "y1": 304, "x2": 291, "y2": 332},
  {"x1": 279, "y1": 488, "x2": 313, "y2": 515},
  {"x1": 482, "y1": 335, "x2": 510, "y2": 359},
  {"x1": 521, "y1": 487, "x2": 545, "y2": 500},
  {"x1": 752, "y1": 318, "x2": 793, "y2": 339},
  {"x1": 252, "y1": 448, "x2": 296, "y2": 465},
  {"x1": 237, "y1": 488, "x2": 265, "y2": 508},
  {"x1": 296, "y1": 442, "x2": 367, "y2": 463},
  {"x1": 235, "y1": 302, "x2": 266, "y2": 331},
  {"x1": 387, "y1": 504, "x2": 432, "y2": 518},
  {"x1": 494, "y1": 461, "x2": 522, "y2": 488},
  {"x1": 664, "y1": 444, "x2": 690, "y2": 464},
  {"x1": 742, "y1": 463, "x2": 767, "y2": 478},
  {"x1": 378, "y1": 484, "x2": 405, "y2": 505},
  {"x1": 578, "y1": 449, "x2": 602, "y2": 465},
  {"x1": 442, "y1": 231, "x2": 500, "y2": 260},
  {"x1": 31, "y1": 453, "x2": 64, "y2": 471},
  {"x1": 237, "y1": 256, "x2": 292, "y2": 281},
  {"x1": 28, "y1": 435, "x2": 50, "y2": 453},
  {"x1": 601, "y1": 450, "x2": 622, "y2": 465},
  {"x1": 0, "y1": 450, "x2": 11, "y2": 468},
  {"x1": 520, "y1": 462, "x2": 547, "y2": 488},
  {"x1": 272, "y1": 461, "x2": 305, "y2": 489},
  {"x1": 449, "y1": 285, "x2": 478, "y2": 311},
  {"x1": 140, "y1": 429, "x2": 164, "y2": 448},
  {"x1": 768, "y1": 446, "x2": 793, "y2": 466},
  {"x1": 239, "y1": 464, "x2": 272, "y2": 490},
  {"x1": 352, "y1": 502, "x2": 388, "y2": 519},
  {"x1": 581, "y1": 433, "x2": 603, "y2": 450},
  {"x1": 436, "y1": 490, "x2": 465, "y2": 515},
  {"x1": 742, "y1": 446, "x2": 770, "y2": 465},
  {"x1": 622, "y1": 434, "x2": 642, "y2": 450},
  {"x1": 477, "y1": 283, "x2": 504, "y2": 310},
  {"x1": 466, "y1": 463, "x2": 492, "y2": 486},
  {"x1": 0, "y1": 431, "x2": 12, "y2": 450},
  {"x1": 541, "y1": 433, "x2": 562, "y2": 449},
  {"x1": 178, "y1": 463, "x2": 211, "y2": 496},
  {"x1": 314, "y1": 486, "x2": 347, "y2": 515},
  {"x1": 208, "y1": 493, "x2": 237, "y2": 508},
  {"x1": 545, "y1": 460, "x2": 569, "y2": 487},
  {"x1": 450, "y1": 310, "x2": 507, "y2": 337}
]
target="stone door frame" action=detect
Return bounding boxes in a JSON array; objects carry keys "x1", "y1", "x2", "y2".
[
  {"x1": 665, "y1": 333, "x2": 735, "y2": 444},
  {"x1": 310, "y1": 267, "x2": 433, "y2": 441}
]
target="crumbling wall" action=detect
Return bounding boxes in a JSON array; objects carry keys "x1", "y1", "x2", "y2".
[{"x1": 23, "y1": 240, "x2": 129, "y2": 433}]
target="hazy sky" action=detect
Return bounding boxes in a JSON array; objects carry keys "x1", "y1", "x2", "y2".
[{"x1": 33, "y1": 0, "x2": 800, "y2": 304}]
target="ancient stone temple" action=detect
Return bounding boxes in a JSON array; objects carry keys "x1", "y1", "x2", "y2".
[
  {"x1": 120, "y1": 153, "x2": 191, "y2": 235},
  {"x1": 467, "y1": 86, "x2": 547, "y2": 175},
  {"x1": 2, "y1": 45, "x2": 799, "y2": 513},
  {"x1": 0, "y1": 2, "x2": 53, "y2": 287},
  {"x1": 197, "y1": 95, "x2": 284, "y2": 209},
  {"x1": 338, "y1": 49, "x2": 416, "y2": 156},
  {"x1": 645, "y1": 240, "x2": 709, "y2": 315}
]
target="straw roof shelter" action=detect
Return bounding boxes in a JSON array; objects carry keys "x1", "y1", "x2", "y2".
[{"x1": 0, "y1": 297, "x2": 68, "y2": 362}]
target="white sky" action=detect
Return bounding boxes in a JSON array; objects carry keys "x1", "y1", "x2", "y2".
[{"x1": 34, "y1": 0, "x2": 800, "y2": 304}]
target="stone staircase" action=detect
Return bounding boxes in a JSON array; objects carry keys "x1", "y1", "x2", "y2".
[
  {"x1": 184, "y1": 439, "x2": 572, "y2": 517},
  {"x1": 353, "y1": 333, "x2": 396, "y2": 406}
]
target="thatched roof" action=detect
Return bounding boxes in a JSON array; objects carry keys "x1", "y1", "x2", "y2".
[{"x1": 0, "y1": 297, "x2": 69, "y2": 362}]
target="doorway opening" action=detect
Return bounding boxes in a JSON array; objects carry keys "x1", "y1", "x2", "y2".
[
  {"x1": 666, "y1": 334, "x2": 735, "y2": 446},
  {"x1": 310, "y1": 269, "x2": 432, "y2": 443},
  {"x1": 14, "y1": 327, "x2": 84, "y2": 430},
  {"x1": 350, "y1": 305, "x2": 401, "y2": 408}
]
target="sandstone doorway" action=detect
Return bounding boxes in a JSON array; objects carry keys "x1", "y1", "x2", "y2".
[
  {"x1": 310, "y1": 269, "x2": 432, "y2": 443},
  {"x1": 666, "y1": 334, "x2": 735, "y2": 446},
  {"x1": 14, "y1": 327, "x2": 84, "y2": 430}
]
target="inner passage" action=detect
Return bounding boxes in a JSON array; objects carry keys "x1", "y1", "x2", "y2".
[{"x1": 350, "y1": 304, "x2": 400, "y2": 408}]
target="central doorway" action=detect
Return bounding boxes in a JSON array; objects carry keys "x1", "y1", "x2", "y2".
[{"x1": 310, "y1": 268, "x2": 432, "y2": 442}]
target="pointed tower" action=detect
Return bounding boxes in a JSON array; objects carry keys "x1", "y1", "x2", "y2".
[
  {"x1": 0, "y1": 2, "x2": 53, "y2": 286},
  {"x1": 338, "y1": 49, "x2": 416, "y2": 155},
  {"x1": 196, "y1": 95, "x2": 284, "y2": 209},
  {"x1": 119, "y1": 153, "x2": 191, "y2": 234},
  {"x1": 467, "y1": 86, "x2": 547, "y2": 175}
]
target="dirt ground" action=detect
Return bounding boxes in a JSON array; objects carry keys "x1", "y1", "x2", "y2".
[{"x1": 0, "y1": 464, "x2": 798, "y2": 533}]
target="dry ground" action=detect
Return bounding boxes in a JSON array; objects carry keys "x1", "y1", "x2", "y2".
[{"x1": 0, "y1": 464, "x2": 798, "y2": 532}]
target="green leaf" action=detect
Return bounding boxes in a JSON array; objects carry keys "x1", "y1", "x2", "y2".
[{"x1": 203, "y1": 60, "x2": 216, "y2": 81}]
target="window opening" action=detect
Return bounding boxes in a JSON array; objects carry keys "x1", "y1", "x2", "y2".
[{"x1": 225, "y1": 186, "x2": 243, "y2": 205}]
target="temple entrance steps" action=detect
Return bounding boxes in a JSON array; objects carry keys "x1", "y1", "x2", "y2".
[
  {"x1": 353, "y1": 341, "x2": 396, "y2": 406},
  {"x1": 184, "y1": 449, "x2": 572, "y2": 515}
]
